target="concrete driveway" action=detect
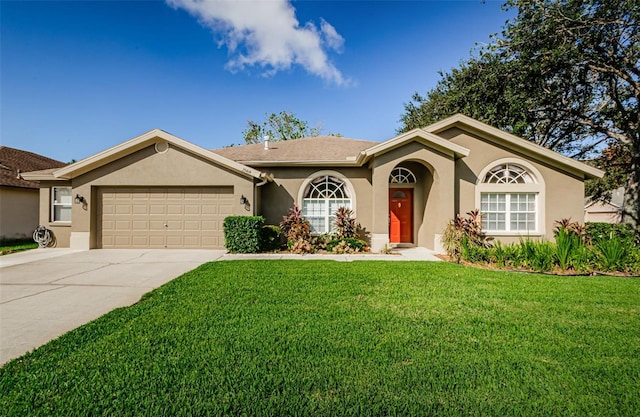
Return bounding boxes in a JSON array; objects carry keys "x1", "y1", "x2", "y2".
[{"x1": 0, "y1": 249, "x2": 224, "y2": 366}]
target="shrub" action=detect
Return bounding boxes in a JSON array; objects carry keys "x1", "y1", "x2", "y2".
[
  {"x1": 595, "y1": 236, "x2": 630, "y2": 272},
  {"x1": 326, "y1": 238, "x2": 369, "y2": 253},
  {"x1": 517, "y1": 237, "x2": 554, "y2": 272},
  {"x1": 280, "y1": 205, "x2": 313, "y2": 252},
  {"x1": 554, "y1": 228, "x2": 582, "y2": 271},
  {"x1": 333, "y1": 207, "x2": 361, "y2": 239},
  {"x1": 260, "y1": 225, "x2": 282, "y2": 251},
  {"x1": 460, "y1": 236, "x2": 490, "y2": 264},
  {"x1": 532, "y1": 241, "x2": 555, "y2": 272},
  {"x1": 488, "y1": 241, "x2": 507, "y2": 268},
  {"x1": 289, "y1": 238, "x2": 314, "y2": 254},
  {"x1": 441, "y1": 209, "x2": 493, "y2": 262},
  {"x1": 312, "y1": 233, "x2": 332, "y2": 251},
  {"x1": 553, "y1": 218, "x2": 586, "y2": 241},
  {"x1": 586, "y1": 222, "x2": 637, "y2": 245},
  {"x1": 223, "y1": 216, "x2": 264, "y2": 253}
]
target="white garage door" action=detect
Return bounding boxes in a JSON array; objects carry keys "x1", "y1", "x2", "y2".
[{"x1": 99, "y1": 187, "x2": 233, "y2": 249}]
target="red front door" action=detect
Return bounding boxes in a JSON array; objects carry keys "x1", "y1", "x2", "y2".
[{"x1": 389, "y1": 188, "x2": 413, "y2": 243}]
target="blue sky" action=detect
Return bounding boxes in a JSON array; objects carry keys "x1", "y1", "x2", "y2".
[{"x1": 1, "y1": 0, "x2": 512, "y2": 163}]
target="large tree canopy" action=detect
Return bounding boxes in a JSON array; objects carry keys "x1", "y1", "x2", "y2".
[{"x1": 400, "y1": 0, "x2": 639, "y2": 230}]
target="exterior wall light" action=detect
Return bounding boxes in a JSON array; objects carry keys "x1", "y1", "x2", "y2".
[
  {"x1": 240, "y1": 195, "x2": 248, "y2": 205},
  {"x1": 75, "y1": 194, "x2": 85, "y2": 204}
]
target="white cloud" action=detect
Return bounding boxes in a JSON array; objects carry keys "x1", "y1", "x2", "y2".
[{"x1": 167, "y1": 0, "x2": 349, "y2": 85}]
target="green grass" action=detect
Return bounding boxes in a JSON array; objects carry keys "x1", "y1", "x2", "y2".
[
  {"x1": 1, "y1": 261, "x2": 639, "y2": 416},
  {"x1": 0, "y1": 240, "x2": 38, "y2": 255}
]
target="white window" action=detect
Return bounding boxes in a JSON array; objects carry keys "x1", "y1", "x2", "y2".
[
  {"x1": 302, "y1": 176, "x2": 351, "y2": 234},
  {"x1": 51, "y1": 187, "x2": 72, "y2": 222},
  {"x1": 476, "y1": 161, "x2": 543, "y2": 234},
  {"x1": 483, "y1": 164, "x2": 534, "y2": 184},
  {"x1": 389, "y1": 167, "x2": 416, "y2": 184},
  {"x1": 481, "y1": 193, "x2": 536, "y2": 232}
]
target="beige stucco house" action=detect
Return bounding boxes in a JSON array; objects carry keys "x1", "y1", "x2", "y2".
[
  {"x1": 22, "y1": 114, "x2": 603, "y2": 252},
  {"x1": 584, "y1": 187, "x2": 624, "y2": 223},
  {"x1": 0, "y1": 147, "x2": 66, "y2": 243}
]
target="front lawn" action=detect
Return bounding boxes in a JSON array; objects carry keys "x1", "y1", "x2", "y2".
[
  {"x1": 1, "y1": 261, "x2": 638, "y2": 416},
  {"x1": 0, "y1": 240, "x2": 38, "y2": 255}
]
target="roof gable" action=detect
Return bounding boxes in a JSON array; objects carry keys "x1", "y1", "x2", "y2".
[
  {"x1": 359, "y1": 129, "x2": 470, "y2": 163},
  {"x1": 424, "y1": 114, "x2": 604, "y2": 179},
  {"x1": 0, "y1": 146, "x2": 66, "y2": 189},
  {"x1": 49, "y1": 129, "x2": 264, "y2": 180}
]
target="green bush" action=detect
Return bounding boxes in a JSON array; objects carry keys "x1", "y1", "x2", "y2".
[
  {"x1": 554, "y1": 228, "x2": 583, "y2": 271},
  {"x1": 460, "y1": 236, "x2": 490, "y2": 264},
  {"x1": 586, "y1": 222, "x2": 636, "y2": 244},
  {"x1": 260, "y1": 225, "x2": 282, "y2": 252},
  {"x1": 223, "y1": 216, "x2": 264, "y2": 253},
  {"x1": 326, "y1": 238, "x2": 369, "y2": 253},
  {"x1": 595, "y1": 236, "x2": 630, "y2": 272},
  {"x1": 441, "y1": 209, "x2": 492, "y2": 262}
]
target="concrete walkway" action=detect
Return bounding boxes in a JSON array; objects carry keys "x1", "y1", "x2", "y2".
[{"x1": 0, "y1": 247, "x2": 440, "y2": 366}]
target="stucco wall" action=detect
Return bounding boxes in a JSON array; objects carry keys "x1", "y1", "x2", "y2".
[
  {"x1": 258, "y1": 166, "x2": 373, "y2": 236},
  {"x1": 0, "y1": 187, "x2": 40, "y2": 242},
  {"x1": 38, "y1": 182, "x2": 72, "y2": 247},
  {"x1": 584, "y1": 202, "x2": 622, "y2": 223},
  {"x1": 39, "y1": 144, "x2": 256, "y2": 248},
  {"x1": 439, "y1": 127, "x2": 586, "y2": 242},
  {"x1": 370, "y1": 141, "x2": 456, "y2": 251}
]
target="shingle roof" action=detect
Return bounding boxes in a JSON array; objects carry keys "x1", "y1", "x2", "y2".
[
  {"x1": 0, "y1": 147, "x2": 66, "y2": 189},
  {"x1": 211, "y1": 136, "x2": 379, "y2": 165}
]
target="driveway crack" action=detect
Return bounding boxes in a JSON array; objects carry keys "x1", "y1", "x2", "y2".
[{"x1": 0, "y1": 285, "x2": 65, "y2": 305}]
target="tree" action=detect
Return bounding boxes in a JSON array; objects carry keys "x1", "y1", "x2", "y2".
[
  {"x1": 242, "y1": 111, "x2": 322, "y2": 144},
  {"x1": 399, "y1": 0, "x2": 639, "y2": 231}
]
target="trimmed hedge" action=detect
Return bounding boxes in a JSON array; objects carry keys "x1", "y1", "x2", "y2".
[
  {"x1": 261, "y1": 225, "x2": 282, "y2": 252},
  {"x1": 223, "y1": 216, "x2": 264, "y2": 253},
  {"x1": 586, "y1": 222, "x2": 636, "y2": 244}
]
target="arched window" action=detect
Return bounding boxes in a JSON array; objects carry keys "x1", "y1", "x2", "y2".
[
  {"x1": 389, "y1": 167, "x2": 417, "y2": 184},
  {"x1": 483, "y1": 164, "x2": 534, "y2": 184},
  {"x1": 302, "y1": 176, "x2": 351, "y2": 234},
  {"x1": 477, "y1": 162, "x2": 542, "y2": 233}
]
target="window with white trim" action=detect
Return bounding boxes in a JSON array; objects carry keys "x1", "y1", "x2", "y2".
[
  {"x1": 484, "y1": 164, "x2": 534, "y2": 184},
  {"x1": 302, "y1": 176, "x2": 351, "y2": 234},
  {"x1": 51, "y1": 186, "x2": 72, "y2": 222},
  {"x1": 389, "y1": 167, "x2": 416, "y2": 184},
  {"x1": 479, "y1": 164, "x2": 538, "y2": 233},
  {"x1": 481, "y1": 193, "x2": 536, "y2": 232}
]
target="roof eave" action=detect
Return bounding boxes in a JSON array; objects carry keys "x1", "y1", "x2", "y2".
[
  {"x1": 425, "y1": 114, "x2": 604, "y2": 180},
  {"x1": 359, "y1": 128, "x2": 470, "y2": 162},
  {"x1": 20, "y1": 172, "x2": 64, "y2": 182},
  {"x1": 240, "y1": 160, "x2": 362, "y2": 168},
  {"x1": 53, "y1": 129, "x2": 264, "y2": 180}
]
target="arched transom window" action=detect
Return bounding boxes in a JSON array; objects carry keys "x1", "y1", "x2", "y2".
[
  {"x1": 389, "y1": 167, "x2": 417, "y2": 184},
  {"x1": 483, "y1": 164, "x2": 534, "y2": 184},
  {"x1": 479, "y1": 163, "x2": 539, "y2": 233},
  {"x1": 302, "y1": 176, "x2": 351, "y2": 234}
]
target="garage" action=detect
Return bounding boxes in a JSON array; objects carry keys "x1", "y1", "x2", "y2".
[{"x1": 98, "y1": 187, "x2": 233, "y2": 249}]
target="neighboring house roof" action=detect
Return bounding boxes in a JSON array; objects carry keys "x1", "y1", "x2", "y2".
[
  {"x1": 0, "y1": 146, "x2": 66, "y2": 189},
  {"x1": 22, "y1": 129, "x2": 265, "y2": 182},
  {"x1": 212, "y1": 136, "x2": 378, "y2": 166},
  {"x1": 424, "y1": 114, "x2": 604, "y2": 179},
  {"x1": 585, "y1": 186, "x2": 625, "y2": 210}
]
